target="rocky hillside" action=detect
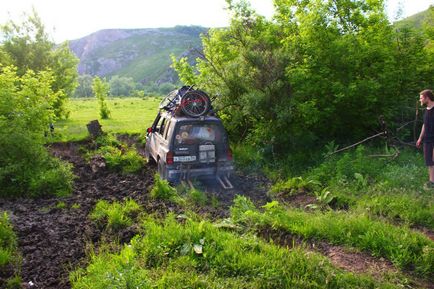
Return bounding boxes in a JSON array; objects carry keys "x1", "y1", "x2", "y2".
[{"x1": 68, "y1": 26, "x2": 207, "y2": 84}]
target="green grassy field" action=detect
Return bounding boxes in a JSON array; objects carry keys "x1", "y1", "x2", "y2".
[{"x1": 53, "y1": 97, "x2": 161, "y2": 141}]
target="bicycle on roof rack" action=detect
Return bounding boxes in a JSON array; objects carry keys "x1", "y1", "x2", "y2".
[{"x1": 159, "y1": 86, "x2": 212, "y2": 118}]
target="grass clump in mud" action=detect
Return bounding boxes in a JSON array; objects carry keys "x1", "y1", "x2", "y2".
[
  {"x1": 150, "y1": 174, "x2": 180, "y2": 202},
  {"x1": 71, "y1": 213, "x2": 397, "y2": 289},
  {"x1": 0, "y1": 212, "x2": 21, "y2": 286},
  {"x1": 231, "y1": 196, "x2": 434, "y2": 279},
  {"x1": 86, "y1": 134, "x2": 145, "y2": 174},
  {"x1": 90, "y1": 199, "x2": 141, "y2": 231}
]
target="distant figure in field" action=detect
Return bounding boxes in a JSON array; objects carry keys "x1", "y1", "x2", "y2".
[{"x1": 416, "y1": 89, "x2": 434, "y2": 188}]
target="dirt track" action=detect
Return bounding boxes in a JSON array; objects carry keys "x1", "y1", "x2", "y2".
[{"x1": 0, "y1": 140, "x2": 271, "y2": 288}]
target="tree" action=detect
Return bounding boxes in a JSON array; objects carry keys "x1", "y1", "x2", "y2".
[
  {"x1": 0, "y1": 66, "x2": 73, "y2": 197},
  {"x1": 174, "y1": 0, "x2": 432, "y2": 157},
  {"x1": 158, "y1": 82, "x2": 177, "y2": 95},
  {"x1": 421, "y1": 6, "x2": 434, "y2": 89},
  {"x1": 0, "y1": 9, "x2": 79, "y2": 118},
  {"x1": 109, "y1": 75, "x2": 136, "y2": 96},
  {"x1": 92, "y1": 77, "x2": 111, "y2": 119},
  {"x1": 74, "y1": 74, "x2": 94, "y2": 97}
]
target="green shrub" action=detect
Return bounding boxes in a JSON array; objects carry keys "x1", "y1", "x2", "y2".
[
  {"x1": 28, "y1": 157, "x2": 74, "y2": 197},
  {"x1": 231, "y1": 143, "x2": 264, "y2": 173},
  {"x1": 55, "y1": 201, "x2": 67, "y2": 209},
  {"x1": 71, "y1": 213, "x2": 397, "y2": 288},
  {"x1": 0, "y1": 132, "x2": 74, "y2": 197},
  {"x1": 0, "y1": 67, "x2": 74, "y2": 198},
  {"x1": 101, "y1": 146, "x2": 144, "y2": 173},
  {"x1": 304, "y1": 146, "x2": 433, "y2": 227},
  {"x1": 90, "y1": 199, "x2": 141, "y2": 231}
]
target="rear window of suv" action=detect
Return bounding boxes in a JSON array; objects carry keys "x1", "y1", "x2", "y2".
[{"x1": 174, "y1": 122, "x2": 224, "y2": 145}]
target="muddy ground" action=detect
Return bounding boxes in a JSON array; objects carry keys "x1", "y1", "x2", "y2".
[
  {"x1": 0, "y1": 140, "x2": 272, "y2": 288},
  {"x1": 0, "y1": 139, "x2": 431, "y2": 288}
]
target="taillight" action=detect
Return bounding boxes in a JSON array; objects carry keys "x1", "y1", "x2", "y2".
[
  {"x1": 166, "y1": 151, "x2": 174, "y2": 165},
  {"x1": 227, "y1": 148, "x2": 233, "y2": 161}
]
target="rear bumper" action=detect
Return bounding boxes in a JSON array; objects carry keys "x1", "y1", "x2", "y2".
[{"x1": 166, "y1": 162, "x2": 234, "y2": 182}]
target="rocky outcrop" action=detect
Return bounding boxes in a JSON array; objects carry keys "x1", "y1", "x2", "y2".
[{"x1": 68, "y1": 26, "x2": 208, "y2": 83}]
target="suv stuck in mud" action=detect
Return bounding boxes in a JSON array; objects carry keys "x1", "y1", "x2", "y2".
[{"x1": 145, "y1": 87, "x2": 234, "y2": 188}]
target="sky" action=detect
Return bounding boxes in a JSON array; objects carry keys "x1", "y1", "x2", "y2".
[{"x1": 0, "y1": 0, "x2": 433, "y2": 43}]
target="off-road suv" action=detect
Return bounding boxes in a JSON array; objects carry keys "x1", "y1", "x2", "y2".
[{"x1": 144, "y1": 87, "x2": 234, "y2": 188}]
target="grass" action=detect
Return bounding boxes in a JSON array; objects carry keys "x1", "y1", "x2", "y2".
[
  {"x1": 150, "y1": 174, "x2": 180, "y2": 202},
  {"x1": 90, "y1": 199, "x2": 141, "y2": 231},
  {"x1": 356, "y1": 188, "x2": 434, "y2": 229},
  {"x1": 53, "y1": 97, "x2": 161, "y2": 141},
  {"x1": 230, "y1": 196, "x2": 434, "y2": 279},
  {"x1": 70, "y1": 213, "x2": 399, "y2": 289},
  {"x1": 262, "y1": 146, "x2": 434, "y2": 229},
  {"x1": 0, "y1": 212, "x2": 21, "y2": 286},
  {"x1": 0, "y1": 212, "x2": 16, "y2": 267}
]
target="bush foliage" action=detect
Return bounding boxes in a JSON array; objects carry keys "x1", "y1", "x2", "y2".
[
  {"x1": 0, "y1": 66, "x2": 74, "y2": 197},
  {"x1": 173, "y1": 1, "x2": 434, "y2": 158}
]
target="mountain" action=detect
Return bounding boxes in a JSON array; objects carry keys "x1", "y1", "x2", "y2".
[
  {"x1": 393, "y1": 6, "x2": 433, "y2": 30},
  {"x1": 68, "y1": 26, "x2": 207, "y2": 84}
]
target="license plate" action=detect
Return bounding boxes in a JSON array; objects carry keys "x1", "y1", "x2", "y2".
[
  {"x1": 199, "y1": 144, "x2": 215, "y2": 151},
  {"x1": 174, "y1": 155, "x2": 196, "y2": 162}
]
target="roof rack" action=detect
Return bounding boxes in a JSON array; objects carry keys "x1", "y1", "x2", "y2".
[{"x1": 159, "y1": 86, "x2": 212, "y2": 118}]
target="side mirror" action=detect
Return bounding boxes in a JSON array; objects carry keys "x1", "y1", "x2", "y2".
[{"x1": 147, "y1": 127, "x2": 153, "y2": 133}]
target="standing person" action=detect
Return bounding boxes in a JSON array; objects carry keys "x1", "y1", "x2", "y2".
[{"x1": 416, "y1": 89, "x2": 434, "y2": 188}]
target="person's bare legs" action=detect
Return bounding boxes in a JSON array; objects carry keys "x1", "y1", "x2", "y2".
[{"x1": 429, "y1": 166, "x2": 434, "y2": 183}]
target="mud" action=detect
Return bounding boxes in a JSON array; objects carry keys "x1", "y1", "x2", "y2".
[{"x1": 0, "y1": 139, "x2": 271, "y2": 288}]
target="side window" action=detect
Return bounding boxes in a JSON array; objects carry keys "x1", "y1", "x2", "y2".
[
  {"x1": 163, "y1": 121, "x2": 172, "y2": 140},
  {"x1": 157, "y1": 118, "x2": 166, "y2": 136}
]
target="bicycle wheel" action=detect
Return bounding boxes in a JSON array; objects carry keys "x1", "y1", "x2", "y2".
[{"x1": 180, "y1": 90, "x2": 211, "y2": 117}]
